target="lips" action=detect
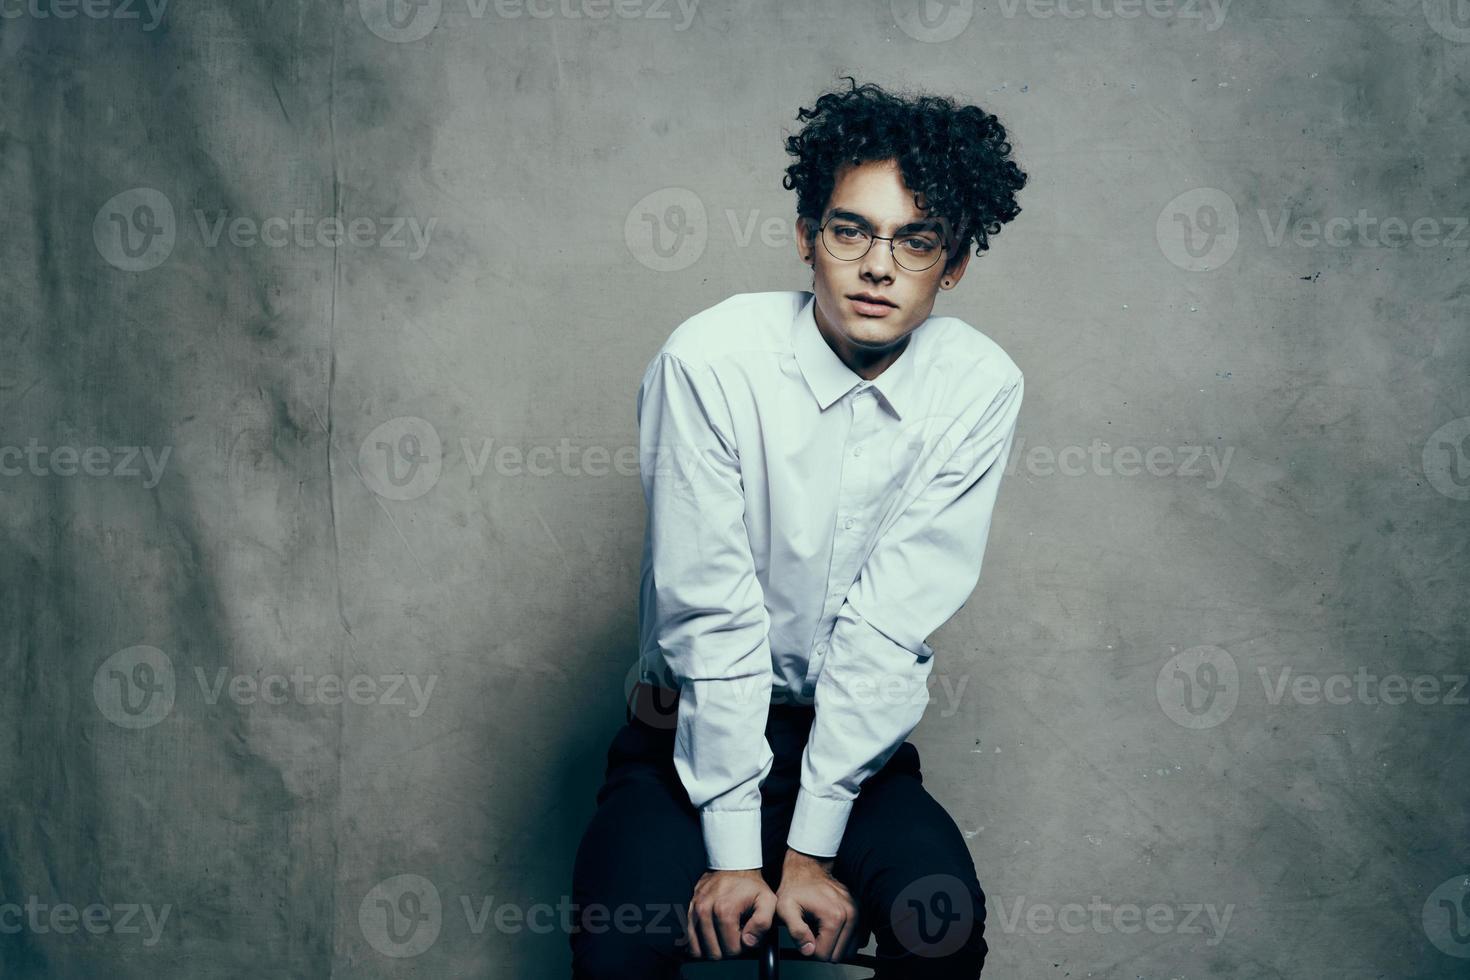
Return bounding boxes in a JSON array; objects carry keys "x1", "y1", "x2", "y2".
[{"x1": 848, "y1": 293, "x2": 898, "y2": 317}]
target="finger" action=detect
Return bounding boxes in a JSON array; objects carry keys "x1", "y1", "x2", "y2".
[
  {"x1": 831, "y1": 908, "x2": 858, "y2": 962},
  {"x1": 846, "y1": 913, "x2": 870, "y2": 961},
  {"x1": 698, "y1": 904, "x2": 724, "y2": 961},
  {"x1": 742, "y1": 890, "x2": 777, "y2": 948},
  {"x1": 685, "y1": 900, "x2": 702, "y2": 959},
  {"x1": 811, "y1": 905, "x2": 842, "y2": 961},
  {"x1": 716, "y1": 900, "x2": 746, "y2": 957},
  {"x1": 778, "y1": 899, "x2": 818, "y2": 956},
  {"x1": 829, "y1": 887, "x2": 859, "y2": 960}
]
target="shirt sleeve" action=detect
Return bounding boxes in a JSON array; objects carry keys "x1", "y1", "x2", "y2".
[
  {"x1": 786, "y1": 372, "x2": 1025, "y2": 858},
  {"x1": 637, "y1": 351, "x2": 775, "y2": 871}
]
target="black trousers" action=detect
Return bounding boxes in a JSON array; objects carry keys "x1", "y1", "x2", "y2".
[{"x1": 568, "y1": 700, "x2": 989, "y2": 978}]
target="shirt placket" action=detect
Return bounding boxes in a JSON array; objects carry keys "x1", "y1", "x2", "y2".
[{"x1": 804, "y1": 382, "x2": 881, "y2": 690}]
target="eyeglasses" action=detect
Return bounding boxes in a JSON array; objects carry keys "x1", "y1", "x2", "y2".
[{"x1": 818, "y1": 215, "x2": 948, "y2": 272}]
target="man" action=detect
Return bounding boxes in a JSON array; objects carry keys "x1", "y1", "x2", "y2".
[{"x1": 570, "y1": 77, "x2": 1028, "y2": 979}]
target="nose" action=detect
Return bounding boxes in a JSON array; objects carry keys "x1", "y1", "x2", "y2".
[{"x1": 858, "y1": 240, "x2": 895, "y2": 283}]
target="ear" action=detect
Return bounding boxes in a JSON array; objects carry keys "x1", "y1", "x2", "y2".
[
  {"x1": 939, "y1": 246, "x2": 972, "y2": 290},
  {"x1": 796, "y1": 216, "x2": 816, "y2": 266}
]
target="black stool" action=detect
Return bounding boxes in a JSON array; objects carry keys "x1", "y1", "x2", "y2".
[{"x1": 679, "y1": 924, "x2": 881, "y2": 978}]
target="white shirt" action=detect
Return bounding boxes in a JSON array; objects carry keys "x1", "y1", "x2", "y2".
[{"x1": 635, "y1": 290, "x2": 1024, "y2": 870}]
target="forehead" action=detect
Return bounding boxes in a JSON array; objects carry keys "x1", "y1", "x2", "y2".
[{"x1": 825, "y1": 159, "x2": 941, "y2": 228}]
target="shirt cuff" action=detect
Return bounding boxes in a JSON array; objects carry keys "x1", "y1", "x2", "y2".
[
  {"x1": 701, "y1": 808, "x2": 763, "y2": 870},
  {"x1": 785, "y1": 788, "x2": 854, "y2": 859}
]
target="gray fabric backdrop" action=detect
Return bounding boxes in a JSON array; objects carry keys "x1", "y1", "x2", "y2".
[{"x1": 2, "y1": 0, "x2": 1468, "y2": 976}]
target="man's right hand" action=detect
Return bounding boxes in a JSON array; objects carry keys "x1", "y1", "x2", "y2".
[{"x1": 684, "y1": 868, "x2": 778, "y2": 960}]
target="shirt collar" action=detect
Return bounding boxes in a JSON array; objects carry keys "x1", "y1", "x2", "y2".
[{"x1": 792, "y1": 292, "x2": 922, "y2": 420}]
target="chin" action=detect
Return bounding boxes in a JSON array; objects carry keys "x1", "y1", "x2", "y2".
[{"x1": 842, "y1": 316, "x2": 906, "y2": 346}]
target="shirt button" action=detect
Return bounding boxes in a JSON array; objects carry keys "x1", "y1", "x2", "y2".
[
  {"x1": 852, "y1": 446, "x2": 863, "y2": 457},
  {"x1": 844, "y1": 518, "x2": 855, "y2": 529}
]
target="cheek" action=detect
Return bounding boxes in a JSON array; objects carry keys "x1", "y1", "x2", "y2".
[{"x1": 811, "y1": 262, "x2": 840, "y2": 294}]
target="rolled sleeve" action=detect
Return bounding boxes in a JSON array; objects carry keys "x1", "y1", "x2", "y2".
[
  {"x1": 787, "y1": 373, "x2": 1025, "y2": 858},
  {"x1": 638, "y1": 351, "x2": 775, "y2": 870}
]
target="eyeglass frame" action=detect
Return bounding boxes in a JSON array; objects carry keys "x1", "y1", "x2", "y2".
[{"x1": 812, "y1": 211, "x2": 953, "y2": 273}]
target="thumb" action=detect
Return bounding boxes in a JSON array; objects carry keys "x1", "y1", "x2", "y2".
[
  {"x1": 741, "y1": 889, "x2": 777, "y2": 947},
  {"x1": 778, "y1": 899, "x2": 818, "y2": 955}
]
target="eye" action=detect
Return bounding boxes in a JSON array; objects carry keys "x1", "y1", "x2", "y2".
[
  {"x1": 900, "y1": 236, "x2": 939, "y2": 253},
  {"x1": 832, "y1": 223, "x2": 867, "y2": 240}
]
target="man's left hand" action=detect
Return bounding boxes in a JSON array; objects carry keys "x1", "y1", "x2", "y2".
[{"x1": 774, "y1": 848, "x2": 861, "y2": 962}]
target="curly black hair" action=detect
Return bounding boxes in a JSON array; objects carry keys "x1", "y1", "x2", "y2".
[{"x1": 783, "y1": 77, "x2": 1027, "y2": 270}]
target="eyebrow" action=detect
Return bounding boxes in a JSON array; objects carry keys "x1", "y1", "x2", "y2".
[{"x1": 825, "y1": 208, "x2": 944, "y2": 235}]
